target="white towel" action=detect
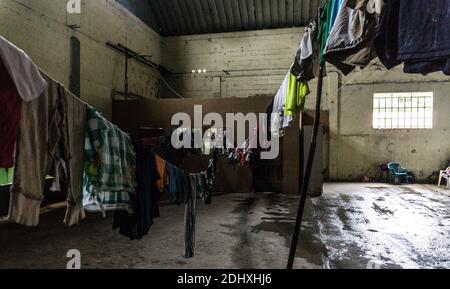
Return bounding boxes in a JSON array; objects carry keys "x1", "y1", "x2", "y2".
[{"x1": 0, "y1": 35, "x2": 47, "y2": 102}]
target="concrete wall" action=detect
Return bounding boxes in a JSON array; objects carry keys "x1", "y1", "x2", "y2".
[
  {"x1": 329, "y1": 66, "x2": 450, "y2": 181},
  {"x1": 0, "y1": 0, "x2": 161, "y2": 118},
  {"x1": 162, "y1": 27, "x2": 330, "y2": 108}
]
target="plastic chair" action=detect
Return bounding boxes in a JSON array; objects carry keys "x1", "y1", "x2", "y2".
[
  {"x1": 388, "y1": 162, "x2": 412, "y2": 184},
  {"x1": 438, "y1": 167, "x2": 450, "y2": 189}
]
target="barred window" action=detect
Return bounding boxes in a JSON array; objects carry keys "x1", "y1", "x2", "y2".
[{"x1": 373, "y1": 92, "x2": 433, "y2": 129}]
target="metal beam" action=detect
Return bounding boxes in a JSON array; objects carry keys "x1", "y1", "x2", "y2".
[
  {"x1": 239, "y1": 0, "x2": 250, "y2": 30},
  {"x1": 270, "y1": 0, "x2": 279, "y2": 28},
  {"x1": 208, "y1": 0, "x2": 222, "y2": 32},
  {"x1": 192, "y1": 0, "x2": 208, "y2": 34},
  {"x1": 215, "y1": 0, "x2": 229, "y2": 31},
  {"x1": 173, "y1": 0, "x2": 193, "y2": 35},
  {"x1": 200, "y1": 0, "x2": 216, "y2": 33},
  {"x1": 230, "y1": 0, "x2": 243, "y2": 30},
  {"x1": 278, "y1": 0, "x2": 287, "y2": 28},
  {"x1": 246, "y1": 0, "x2": 257, "y2": 30},
  {"x1": 253, "y1": 0, "x2": 264, "y2": 29},
  {"x1": 154, "y1": 0, "x2": 175, "y2": 36},
  {"x1": 286, "y1": 0, "x2": 295, "y2": 26},
  {"x1": 262, "y1": 0, "x2": 271, "y2": 28}
]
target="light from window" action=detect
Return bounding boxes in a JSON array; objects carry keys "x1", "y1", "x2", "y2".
[{"x1": 373, "y1": 92, "x2": 433, "y2": 129}]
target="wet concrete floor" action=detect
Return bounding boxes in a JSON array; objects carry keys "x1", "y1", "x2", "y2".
[{"x1": 0, "y1": 183, "x2": 449, "y2": 269}]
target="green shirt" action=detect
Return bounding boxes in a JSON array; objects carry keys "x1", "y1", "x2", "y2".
[
  {"x1": 285, "y1": 73, "x2": 311, "y2": 117},
  {"x1": 0, "y1": 168, "x2": 13, "y2": 186}
]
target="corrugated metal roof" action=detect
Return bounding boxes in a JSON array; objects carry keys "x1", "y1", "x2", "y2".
[{"x1": 118, "y1": 0, "x2": 322, "y2": 36}]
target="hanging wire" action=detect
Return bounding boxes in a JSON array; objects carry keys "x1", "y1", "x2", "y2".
[
  {"x1": 132, "y1": 54, "x2": 186, "y2": 99},
  {"x1": 149, "y1": 63, "x2": 186, "y2": 99},
  {"x1": 327, "y1": 59, "x2": 382, "y2": 99}
]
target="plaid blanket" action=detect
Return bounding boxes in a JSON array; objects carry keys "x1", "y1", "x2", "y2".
[{"x1": 83, "y1": 107, "x2": 136, "y2": 215}]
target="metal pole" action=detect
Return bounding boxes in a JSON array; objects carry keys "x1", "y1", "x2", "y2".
[
  {"x1": 125, "y1": 50, "x2": 129, "y2": 101},
  {"x1": 287, "y1": 65, "x2": 324, "y2": 269}
]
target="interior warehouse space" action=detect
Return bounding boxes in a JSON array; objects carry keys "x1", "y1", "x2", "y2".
[{"x1": 0, "y1": 0, "x2": 449, "y2": 271}]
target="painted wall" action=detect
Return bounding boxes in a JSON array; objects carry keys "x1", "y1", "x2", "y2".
[{"x1": 0, "y1": 0, "x2": 162, "y2": 119}]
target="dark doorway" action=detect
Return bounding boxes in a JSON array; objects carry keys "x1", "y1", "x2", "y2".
[{"x1": 69, "y1": 36, "x2": 81, "y2": 97}]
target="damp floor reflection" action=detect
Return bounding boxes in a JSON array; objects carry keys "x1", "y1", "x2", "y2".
[{"x1": 0, "y1": 183, "x2": 449, "y2": 269}]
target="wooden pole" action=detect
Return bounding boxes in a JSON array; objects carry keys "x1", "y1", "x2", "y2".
[{"x1": 287, "y1": 65, "x2": 324, "y2": 269}]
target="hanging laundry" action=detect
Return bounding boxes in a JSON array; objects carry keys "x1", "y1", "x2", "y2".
[
  {"x1": 8, "y1": 72, "x2": 84, "y2": 227},
  {"x1": 167, "y1": 162, "x2": 182, "y2": 204},
  {"x1": 323, "y1": 0, "x2": 384, "y2": 75},
  {"x1": 318, "y1": 0, "x2": 341, "y2": 65},
  {"x1": 83, "y1": 107, "x2": 136, "y2": 216},
  {"x1": 205, "y1": 149, "x2": 218, "y2": 192},
  {"x1": 53, "y1": 89, "x2": 88, "y2": 227},
  {"x1": 375, "y1": 0, "x2": 450, "y2": 75},
  {"x1": 0, "y1": 35, "x2": 46, "y2": 169},
  {"x1": 271, "y1": 73, "x2": 292, "y2": 136},
  {"x1": 155, "y1": 155, "x2": 170, "y2": 192},
  {"x1": 329, "y1": 0, "x2": 344, "y2": 29},
  {"x1": 0, "y1": 169, "x2": 6, "y2": 185},
  {"x1": 113, "y1": 142, "x2": 161, "y2": 240},
  {"x1": 0, "y1": 35, "x2": 47, "y2": 102},
  {"x1": 285, "y1": 73, "x2": 310, "y2": 118},
  {"x1": 0, "y1": 56, "x2": 22, "y2": 169},
  {"x1": 270, "y1": 71, "x2": 310, "y2": 137},
  {"x1": 291, "y1": 19, "x2": 321, "y2": 81},
  {"x1": 197, "y1": 172, "x2": 210, "y2": 204},
  {"x1": 184, "y1": 174, "x2": 198, "y2": 258},
  {"x1": 265, "y1": 99, "x2": 274, "y2": 141},
  {"x1": 176, "y1": 168, "x2": 191, "y2": 205},
  {"x1": 182, "y1": 150, "x2": 218, "y2": 258},
  {"x1": 227, "y1": 139, "x2": 254, "y2": 168},
  {"x1": 0, "y1": 168, "x2": 13, "y2": 186}
]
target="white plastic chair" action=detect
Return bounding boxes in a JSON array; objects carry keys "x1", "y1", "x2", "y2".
[{"x1": 438, "y1": 167, "x2": 450, "y2": 188}]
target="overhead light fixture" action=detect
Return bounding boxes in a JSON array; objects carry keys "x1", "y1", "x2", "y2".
[{"x1": 192, "y1": 69, "x2": 208, "y2": 74}]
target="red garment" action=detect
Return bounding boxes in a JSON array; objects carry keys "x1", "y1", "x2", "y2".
[{"x1": 0, "y1": 59, "x2": 22, "y2": 168}]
